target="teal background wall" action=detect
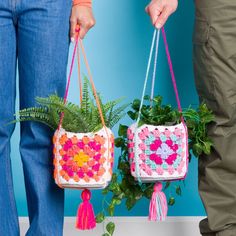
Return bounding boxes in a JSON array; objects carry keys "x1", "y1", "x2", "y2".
[{"x1": 12, "y1": 0, "x2": 206, "y2": 216}]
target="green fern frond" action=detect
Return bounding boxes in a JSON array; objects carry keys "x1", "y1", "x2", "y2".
[
  {"x1": 103, "y1": 97, "x2": 126, "y2": 112},
  {"x1": 108, "y1": 103, "x2": 129, "y2": 127},
  {"x1": 81, "y1": 77, "x2": 90, "y2": 117},
  {"x1": 12, "y1": 115, "x2": 57, "y2": 130},
  {"x1": 11, "y1": 76, "x2": 127, "y2": 132},
  {"x1": 109, "y1": 112, "x2": 126, "y2": 129}
]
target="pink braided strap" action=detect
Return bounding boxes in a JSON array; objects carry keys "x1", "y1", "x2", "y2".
[
  {"x1": 58, "y1": 36, "x2": 79, "y2": 129},
  {"x1": 161, "y1": 27, "x2": 183, "y2": 114}
]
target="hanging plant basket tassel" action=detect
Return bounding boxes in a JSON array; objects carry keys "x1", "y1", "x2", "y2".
[
  {"x1": 76, "y1": 189, "x2": 96, "y2": 230},
  {"x1": 149, "y1": 182, "x2": 168, "y2": 221}
]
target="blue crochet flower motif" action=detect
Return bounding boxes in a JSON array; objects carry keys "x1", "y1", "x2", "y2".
[
  {"x1": 173, "y1": 156, "x2": 182, "y2": 168},
  {"x1": 145, "y1": 149, "x2": 151, "y2": 155},
  {"x1": 177, "y1": 147, "x2": 183, "y2": 154},
  {"x1": 170, "y1": 134, "x2": 177, "y2": 142},
  {"x1": 173, "y1": 162, "x2": 179, "y2": 169},
  {"x1": 145, "y1": 138, "x2": 152, "y2": 145},
  {"x1": 161, "y1": 163, "x2": 168, "y2": 170},
  {"x1": 146, "y1": 158, "x2": 157, "y2": 170},
  {"x1": 148, "y1": 134, "x2": 156, "y2": 142},
  {"x1": 176, "y1": 156, "x2": 182, "y2": 163},
  {"x1": 160, "y1": 134, "x2": 167, "y2": 142}
]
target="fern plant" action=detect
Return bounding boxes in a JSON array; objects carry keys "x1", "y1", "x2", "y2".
[{"x1": 12, "y1": 77, "x2": 129, "y2": 132}]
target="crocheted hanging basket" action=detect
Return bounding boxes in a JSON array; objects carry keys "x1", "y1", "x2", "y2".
[
  {"x1": 128, "y1": 28, "x2": 189, "y2": 222},
  {"x1": 128, "y1": 122, "x2": 188, "y2": 182},
  {"x1": 53, "y1": 127, "x2": 114, "y2": 230},
  {"x1": 51, "y1": 29, "x2": 114, "y2": 231},
  {"x1": 53, "y1": 127, "x2": 114, "y2": 189}
]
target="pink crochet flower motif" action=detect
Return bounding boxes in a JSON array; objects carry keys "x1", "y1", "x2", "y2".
[
  {"x1": 139, "y1": 153, "x2": 147, "y2": 161},
  {"x1": 142, "y1": 127, "x2": 150, "y2": 136},
  {"x1": 139, "y1": 143, "x2": 147, "y2": 150},
  {"x1": 138, "y1": 127, "x2": 150, "y2": 140},
  {"x1": 140, "y1": 163, "x2": 147, "y2": 171},
  {"x1": 156, "y1": 167, "x2": 164, "y2": 175},
  {"x1": 88, "y1": 141, "x2": 101, "y2": 152},
  {"x1": 174, "y1": 128, "x2": 182, "y2": 136},
  {"x1": 131, "y1": 163, "x2": 135, "y2": 172},
  {"x1": 168, "y1": 166, "x2": 175, "y2": 175},
  {"x1": 141, "y1": 164, "x2": 152, "y2": 176},
  {"x1": 71, "y1": 144, "x2": 79, "y2": 151},
  {"x1": 155, "y1": 141, "x2": 178, "y2": 165},
  {"x1": 63, "y1": 140, "x2": 73, "y2": 151},
  {"x1": 150, "y1": 153, "x2": 163, "y2": 165},
  {"x1": 67, "y1": 169, "x2": 74, "y2": 177},
  {"x1": 92, "y1": 163, "x2": 100, "y2": 171},
  {"x1": 165, "y1": 154, "x2": 178, "y2": 165},
  {"x1": 146, "y1": 167, "x2": 153, "y2": 176},
  {"x1": 177, "y1": 161, "x2": 185, "y2": 174},
  {"x1": 128, "y1": 142, "x2": 134, "y2": 149},
  {"x1": 181, "y1": 151, "x2": 186, "y2": 158},
  {"x1": 77, "y1": 170, "x2": 85, "y2": 178},
  {"x1": 138, "y1": 132, "x2": 146, "y2": 140},
  {"x1": 164, "y1": 129, "x2": 171, "y2": 138},
  {"x1": 129, "y1": 152, "x2": 134, "y2": 159},
  {"x1": 152, "y1": 129, "x2": 160, "y2": 138},
  {"x1": 63, "y1": 154, "x2": 69, "y2": 162},
  {"x1": 177, "y1": 166, "x2": 183, "y2": 174},
  {"x1": 150, "y1": 139, "x2": 162, "y2": 151},
  {"x1": 140, "y1": 163, "x2": 152, "y2": 175},
  {"x1": 127, "y1": 128, "x2": 134, "y2": 139},
  {"x1": 93, "y1": 153, "x2": 101, "y2": 161},
  {"x1": 87, "y1": 170, "x2": 94, "y2": 177},
  {"x1": 166, "y1": 140, "x2": 178, "y2": 151},
  {"x1": 77, "y1": 141, "x2": 85, "y2": 149}
]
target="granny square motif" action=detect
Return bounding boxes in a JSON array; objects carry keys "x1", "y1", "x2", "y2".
[
  {"x1": 53, "y1": 127, "x2": 114, "y2": 189},
  {"x1": 128, "y1": 122, "x2": 188, "y2": 182}
]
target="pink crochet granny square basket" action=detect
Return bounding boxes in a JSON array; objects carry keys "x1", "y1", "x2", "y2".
[
  {"x1": 128, "y1": 28, "x2": 189, "y2": 182},
  {"x1": 128, "y1": 122, "x2": 188, "y2": 182},
  {"x1": 127, "y1": 28, "x2": 189, "y2": 222}
]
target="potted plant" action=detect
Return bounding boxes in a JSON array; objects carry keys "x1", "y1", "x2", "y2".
[{"x1": 95, "y1": 96, "x2": 214, "y2": 236}]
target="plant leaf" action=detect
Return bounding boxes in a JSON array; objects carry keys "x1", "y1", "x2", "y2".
[
  {"x1": 106, "y1": 222, "x2": 115, "y2": 236},
  {"x1": 96, "y1": 212, "x2": 105, "y2": 223}
]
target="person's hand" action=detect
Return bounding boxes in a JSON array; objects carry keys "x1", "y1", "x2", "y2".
[
  {"x1": 145, "y1": 0, "x2": 178, "y2": 29},
  {"x1": 70, "y1": 5, "x2": 95, "y2": 41}
]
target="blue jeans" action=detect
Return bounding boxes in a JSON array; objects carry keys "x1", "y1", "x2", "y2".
[{"x1": 0, "y1": 0, "x2": 71, "y2": 235}]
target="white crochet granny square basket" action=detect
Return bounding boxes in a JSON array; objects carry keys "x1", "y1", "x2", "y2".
[
  {"x1": 128, "y1": 28, "x2": 189, "y2": 183},
  {"x1": 128, "y1": 122, "x2": 188, "y2": 182},
  {"x1": 52, "y1": 37, "x2": 115, "y2": 190}
]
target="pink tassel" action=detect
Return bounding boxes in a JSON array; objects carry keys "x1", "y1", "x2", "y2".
[
  {"x1": 149, "y1": 182, "x2": 168, "y2": 221},
  {"x1": 76, "y1": 189, "x2": 96, "y2": 230}
]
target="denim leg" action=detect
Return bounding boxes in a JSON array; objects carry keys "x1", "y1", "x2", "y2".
[
  {"x1": 17, "y1": 0, "x2": 71, "y2": 235},
  {"x1": 0, "y1": 2, "x2": 19, "y2": 236}
]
